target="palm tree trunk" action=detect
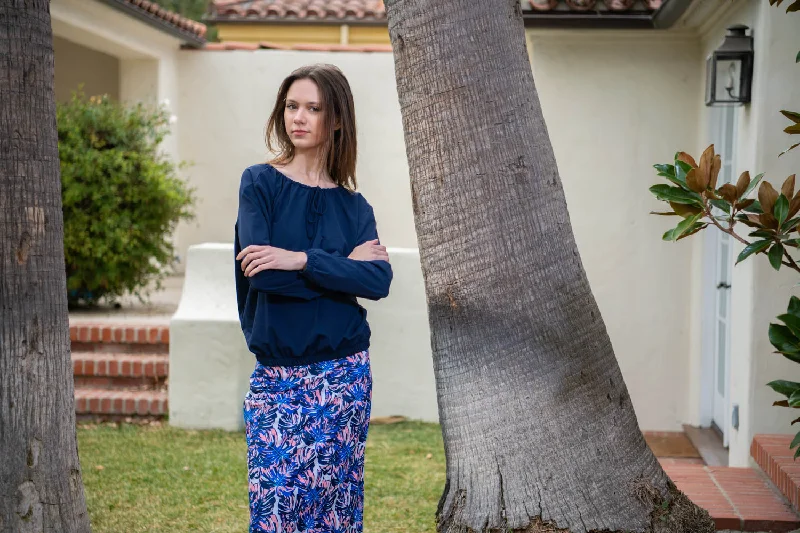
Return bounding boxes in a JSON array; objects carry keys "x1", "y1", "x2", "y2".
[
  {"x1": 384, "y1": 1, "x2": 713, "y2": 531},
  {"x1": 0, "y1": 1, "x2": 91, "y2": 531}
]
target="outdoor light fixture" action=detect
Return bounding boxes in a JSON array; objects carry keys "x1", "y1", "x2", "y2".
[{"x1": 705, "y1": 24, "x2": 754, "y2": 106}]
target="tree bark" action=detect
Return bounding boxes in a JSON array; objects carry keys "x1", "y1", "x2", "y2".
[
  {"x1": 0, "y1": 1, "x2": 91, "y2": 532},
  {"x1": 384, "y1": 1, "x2": 714, "y2": 532}
]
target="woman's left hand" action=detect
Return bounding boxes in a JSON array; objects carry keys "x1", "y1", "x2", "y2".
[{"x1": 237, "y1": 245, "x2": 307, "y2": 276}]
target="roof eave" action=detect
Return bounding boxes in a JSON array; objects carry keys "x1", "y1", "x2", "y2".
[
  {"x1": 99, "y1": 0, "x2": 207, "y2": 47},
  {"x1": 523, "y1": 0, "x2": 693, "y2": 30},
  {"x1": 204, "y1": 16, "x2": 387, "y2": 25}
]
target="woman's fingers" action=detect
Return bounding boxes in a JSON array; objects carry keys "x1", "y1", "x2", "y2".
[{"x1": 245, "y1": 256, "x2": 274, "y2": 276}]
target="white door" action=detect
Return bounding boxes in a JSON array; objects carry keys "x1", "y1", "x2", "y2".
[{"x1": 705, "y1": 105, "x2": 737, "y2": 446}]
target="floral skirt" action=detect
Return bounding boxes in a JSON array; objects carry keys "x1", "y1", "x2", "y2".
[{"x1": 244, "y1": 351, "x2": 372, "y2": 533}]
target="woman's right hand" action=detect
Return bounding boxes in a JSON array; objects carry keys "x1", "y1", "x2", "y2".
[{"x1": 349, "y1": 239, "x2": 389, "y2": 262}]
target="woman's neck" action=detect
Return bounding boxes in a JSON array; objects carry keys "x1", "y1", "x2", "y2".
[{"x1": 279, "y1": 150, "x2": 334, "y2": 188}]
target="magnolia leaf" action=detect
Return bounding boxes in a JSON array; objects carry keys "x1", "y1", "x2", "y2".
[
  {"x1": 649, "y1": 184, "x2": 703, "y2": 206},
  {"x1": 792, "y1": 430, "x2": 800, "y2": 449},
  {"x1": 669, "y1": 201, "x2": 702, "y2": 218},
  {"x1": 781, "y1": 216, "x2": 800, "y2": 232},
  {"x1": 790, "y1": 390, "x2": 800, "y2": 408},
  {"x1": 782, "y1": 110, "x2": 800, "y2": 124},
  {"x1": 775, "y1": 194, "x2": 790, "y2": 225},
  {"x1": 769, "y1": 243, "x2": 785, "y2": 271},
  {"x1": 759, "y1": 213, "x2": 779, "y2": 229},
  {"x1": 780, "y1": 143, "x2": 800, "y2": 157},
  {"x1": 737, "y1": 198, "x2": 756, "y2": 210},
  {"x1": 654, "y1": 163, "x2": 676, "y2": 177},
  {"x1": 776, "y1": 400, "x2": 791, "y2": 407},
  {"x1": 789, "y1": 295, "x2": 800, "y2": 318},
  {"x1": 685, "y1": 169, "x2": 704, "y2": 193},
  {"x1": 698, "y1": 145, "x2": 714, "y2": 188},
  {"x1": 785, "y1": 238, "x2": 800, "y2": 248},
  {"x1": 744, "y1": 200, "x2": 763, "y2": 214},
  {"x1": 789, "y1": 0, "x2": 800, "y2": 12},
  {"x1": 663, "y1": 213, "x2": 703, "y2": 241},
  {"x1": 770, "y1": 323, "x2": 800, "y2": 356},
  {"x1": 779, "y1": 313, "x2": 800, "y2": 339},
  {"x1": 709, "y1": 154, "x2": 722, "y2": 190},
  {"x1": 783, "y1": 175, "x2": 796, "y2": 199},
  {"x1": 789, "y1": 194, "x2": 800, "y2": 219},
  {"x1": 737, "y1": 239, "x2": 772, "y2": 264},
  {"x1": 677, "y1": 151, "x2": 698, "y2": 169},
  {"x1": 768, "y1": 380, "x2": 800, "y2": 398},
  {"x1": 797, "y1": 50, "x2": 800, "y2": 63},
  {"x1": 792, "y1": 416, "x2": 800, "y2": 425},
  {"x1": 742, "y1": 173, "x2": 764, "y2": 199},
  {"x1": 736, "y1": 171, "x2": 751, "y2": 199},
  {"x1": 651, "y1": 211, "x2": 679, "y2": 216},
  {"x1": 760, "y1": 181, "x2": 780, "y2": 215},
  {"x1": 786, "y1": 124, "x2": 800, "y2": 135},
  {"x1": 719, "y1": 184, "x2": 739, "y2": 204},
  {"x1": 709, "y1": 198, "x2": 731, "y2": 213},
  {"x1": 676, "y1": 223, "x2": 707, "y2": 241},
  {"x1": 750, "y1": 229, "x2": 775, "y2": 239}
]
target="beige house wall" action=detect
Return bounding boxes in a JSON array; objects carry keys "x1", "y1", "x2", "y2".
[{"x1": 53, "y1": 36, "x2": 120, "y2": 102}]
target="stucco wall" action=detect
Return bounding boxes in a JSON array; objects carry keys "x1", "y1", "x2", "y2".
[
  {"x1": 176, "y1": 39, "x2": 703, "y2": 430},
  {"x1": 53, "y1": 35, "x2": 120, "y2": 102}
]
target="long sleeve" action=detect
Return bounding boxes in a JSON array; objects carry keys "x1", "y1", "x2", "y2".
[
  {"x1": 300, "y1": 197, "x2": 393, "y2": 301},
  {"x1": 235, "y1": 169, "x2": 325, "y2": 300}
]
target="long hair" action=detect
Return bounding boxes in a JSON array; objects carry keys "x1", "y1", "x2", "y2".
[{"x1": 266, "y1": 64, "x2": 358, "y2": 191}]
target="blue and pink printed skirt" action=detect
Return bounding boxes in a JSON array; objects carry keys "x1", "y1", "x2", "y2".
[{"x1": 243, "y1": 351, "x2": 372, "y2": 533}]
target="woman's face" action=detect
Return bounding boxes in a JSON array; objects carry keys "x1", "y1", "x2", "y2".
[{"x1": 284, "y1": 78, "x2": 327, "y2": 152}]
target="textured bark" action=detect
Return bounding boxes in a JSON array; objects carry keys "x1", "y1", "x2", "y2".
[
  {"x1": 384, "y1": 1, "x2": 714, "y2": 532},
  {"x1": 0, "y1": 1, "x2": 91, "y2": 532}
]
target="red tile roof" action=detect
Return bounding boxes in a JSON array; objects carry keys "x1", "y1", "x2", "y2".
[
  {"x1": 208, "y1": 0, "x2": 662, "y2": 24},
  {"x1": 193, "y1": 41, "x2": 392, "y2": 52},
  {"x1": 119, "y1": 0, "x2": 207, "y2": 38},
  {"x1": 209, "y1": 0, "x2": 386, "y2": 22}
]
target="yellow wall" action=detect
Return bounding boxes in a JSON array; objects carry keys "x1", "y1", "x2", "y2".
[{"x1": 216, "y1": 23, "x2": 389, "y2": 46}]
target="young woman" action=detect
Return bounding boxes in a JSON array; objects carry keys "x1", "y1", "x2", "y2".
[{"x1": 234, "y1": 64, "x2": 393, "y2": 533}]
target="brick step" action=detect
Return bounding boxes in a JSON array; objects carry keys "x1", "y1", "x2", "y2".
[
  {"x1": 75, "y1": 388, "x2": 168, "y2": 417},
  {"x1": 662, "y1": 460, "x2": 800, "y2": 532},
  {"x1": 752, "y1": 434, "x2": 800, "y2": 513},
  {"x1": 73, "y1": 353, "x2": 168, "y2": 390},
  {"x1": 70, "y1": 323, "x2": 169, "y2": 354}
]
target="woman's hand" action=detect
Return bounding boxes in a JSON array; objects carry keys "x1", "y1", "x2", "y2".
[
  {"x1": 237, "y1": 245, "x2": 307, "y2": 276},
  {"x1": 349, "y1": 239, "x2": 389, "y2": 262}
]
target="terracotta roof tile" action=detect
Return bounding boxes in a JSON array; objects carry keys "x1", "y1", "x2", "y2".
[
  {"x1": 208, "y1": 0, "x2": 662, "y2": 23},
  {"x1": 122, "y1": 0, "x2": 207, "y2": 39},
  {"x1": 208, "y1": 0, "x2": 386, "y2": 22},
  {"x1": 187, "y1": 40, "x2": 393, "y2": 52}
]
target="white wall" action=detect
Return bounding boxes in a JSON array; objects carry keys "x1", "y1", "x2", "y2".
[
  {"x1": 53, "y1": 36, "x2": 119, "y2": 102},
  {"x1": 176, "y1": 39, "x2": 705, "y2": 430}
]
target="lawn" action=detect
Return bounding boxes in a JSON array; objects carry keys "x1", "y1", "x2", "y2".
[{"x1": 77, "y1": 420, "x2": 445, "y2": 533}]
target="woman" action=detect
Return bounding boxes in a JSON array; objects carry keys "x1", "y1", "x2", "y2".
[{"x1": 234, "y1": 64, "x2": 392, "y2": 533}]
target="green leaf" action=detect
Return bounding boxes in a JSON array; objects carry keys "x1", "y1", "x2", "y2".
[
  {"x1": 741, "y1": 173, "x2": 764, "y2": 200},
  {"x1": 750, "y1": 230, "x2": 776, "y2": 239},
  {"x1": 770, "y1": 323, "x2": 800, "y2": 357},
  {"x1": 676, "y1": 222, "x2": 707, "y2": 241},
  {"x1": 736, "y1": 239, "x2": 772, "y2": 264},
  {"x1": 782, "y1": 216, "x2": 800, "y2": 233},
  {"x1": 768, "y1": 380, "x2": 800, "y2": 398},
  {"x1": 782, "y1": 110, "x2": 800, "y2": 124},
  {"x1": 789, "y1": 296, "x2": 800, "y2": 319},
  {"x1": 797, "y1": 50, "x2": 800, "y2": 63},
  {"x1": 651, "y1": 211, "x2": 679, "y2": 216},
  {"x1": 654, "y1": 163, "x2": 676, "y2": 178},
  {"x1": 663, "y1": 213, "x2": 703, "y2": 242},
  {"x1": 790, "y1": 390, "x2": 800, "y2": 407},
  {"x1": 769, "y1": 243, "x2": 785, "y2": 270},
  {"x1": 779, "y1": 313, "x2": 800, "y2": 338},
  {"x1": 649, "y1": 184, "x2": 703, "y2": 206},
  {"x1": 710, "y1": 199, "x2": 731, "y2": 213},
  {"x1": 792, "y1": 430, "x2": 800, "y2": 448},
  {"x1": 775, "y1": 194, "x2": 790, "y2": 225}
]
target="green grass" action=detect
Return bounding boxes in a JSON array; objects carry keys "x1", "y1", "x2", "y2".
[{"x1": 77, "y1": 420, "x2": 445, "y2": 533}]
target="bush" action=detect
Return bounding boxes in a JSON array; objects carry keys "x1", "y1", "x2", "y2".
[{"x1": 58, "y1": 91, "x2": 195, "y2": 307}]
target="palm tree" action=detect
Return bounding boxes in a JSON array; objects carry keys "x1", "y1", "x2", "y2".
[
  {"x1": 384, "y1": 0, "x2": 714, "y2": 531},
  {"x1": 0, "y1": 1, "x2": 91, "y2": 531}
]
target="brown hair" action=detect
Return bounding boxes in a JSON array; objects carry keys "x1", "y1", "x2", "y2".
[{"x1": 266, "y1": 64, "x2": 358, "y2": 190}]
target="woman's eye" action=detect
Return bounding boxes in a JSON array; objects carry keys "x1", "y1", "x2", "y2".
[
  {"x1": 286, "y1": 103, "x2": 297, "y2": 110},
  {"x1": 310, "y1": 107, "x2": 320, "y2": 112}
]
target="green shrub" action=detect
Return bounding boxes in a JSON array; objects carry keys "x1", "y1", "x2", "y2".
[{"x1": 58, "y1": 91, "x2": 195, "y2": 307}]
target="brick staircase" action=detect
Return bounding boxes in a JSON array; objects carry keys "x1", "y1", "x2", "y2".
[{"x1": 70, "y1": 323, "x2": 170, "y2": 418}]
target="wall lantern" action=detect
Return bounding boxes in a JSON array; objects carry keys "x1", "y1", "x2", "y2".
[{"x1": 705, "y1": 24, "x2": 754, "y2": 106}]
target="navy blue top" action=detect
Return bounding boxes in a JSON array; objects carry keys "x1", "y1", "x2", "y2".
[{"x1": 235, "y1": 163, "x2": 393, "y2": 367}]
